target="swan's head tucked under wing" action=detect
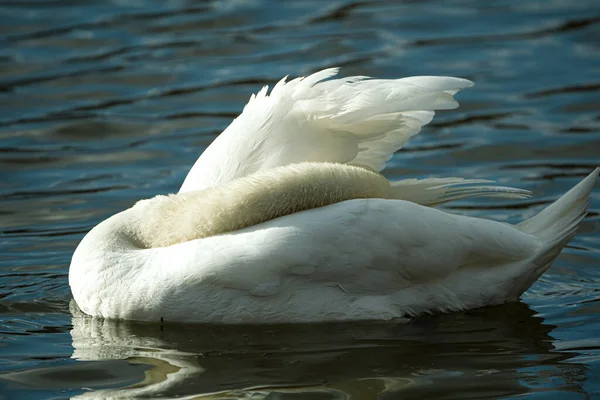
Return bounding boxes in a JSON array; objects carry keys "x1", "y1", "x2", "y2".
[{"x1": 129, "y1": 162, "x2": 392, "y2": 248}]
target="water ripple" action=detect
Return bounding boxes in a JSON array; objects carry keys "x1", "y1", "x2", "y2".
[{"x1": 1, "y1": 0, "x2": 599, "y2": 398}]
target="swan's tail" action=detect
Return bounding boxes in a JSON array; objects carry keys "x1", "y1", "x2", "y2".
[{"x1": 517, "y1": 168, "x2": 599, "y2": 267}]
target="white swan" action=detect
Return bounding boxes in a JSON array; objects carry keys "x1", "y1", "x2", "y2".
[{"x1": 69, "y1": 68, "x2": 598, "y2": 323}]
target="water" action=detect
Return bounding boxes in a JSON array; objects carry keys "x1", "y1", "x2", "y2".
[{"x1": 1, "y1": 0, "x2": 599, "y2": 398}]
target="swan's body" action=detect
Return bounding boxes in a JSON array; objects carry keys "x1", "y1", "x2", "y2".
[{"x1": 69, "y1": 68, "x2": 597, "y2": 323}]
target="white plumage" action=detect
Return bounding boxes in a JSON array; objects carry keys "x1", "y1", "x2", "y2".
[
  {"x1": 69, "y1": 68, "x2": 598, "y2": 324},
  {"x1": 180, "y1": 67, "x2": 474, "y2": 193}
]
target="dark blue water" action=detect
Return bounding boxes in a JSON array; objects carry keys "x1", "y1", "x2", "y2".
[{"x1": 1, "y1": 0, "x2": 599, "y2": 398}]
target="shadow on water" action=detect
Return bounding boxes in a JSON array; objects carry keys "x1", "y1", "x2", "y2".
[{"x1": 2, "y1": 302, "x2": 586, "y2": 399}]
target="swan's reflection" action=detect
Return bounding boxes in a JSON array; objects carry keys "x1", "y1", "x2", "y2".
[{"x1": 69, "y1": 301, "x2": 583, "y2": 399}]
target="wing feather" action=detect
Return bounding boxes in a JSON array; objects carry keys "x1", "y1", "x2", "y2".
[{"x1": 179, "y1": 68, "x2": 473, "y2": 193}]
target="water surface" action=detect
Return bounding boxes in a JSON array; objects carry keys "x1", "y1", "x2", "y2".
[{"x1": 1, "y1": 0, "x2": 599, "y2": 398}]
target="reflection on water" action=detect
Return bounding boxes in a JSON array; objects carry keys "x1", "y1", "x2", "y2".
[
  {"x1": 1, "y1": 0, "x2": 599, "y2": 398},
  {"x1": 4, "y1": 302, "x2": 577, "y2": 399}
]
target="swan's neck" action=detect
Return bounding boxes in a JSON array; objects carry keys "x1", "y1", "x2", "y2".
[{"x1": 128, "y1": 162, "x2": 391, "y2": 248}]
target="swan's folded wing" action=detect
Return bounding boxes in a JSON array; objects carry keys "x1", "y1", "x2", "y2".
[
  {"x1": 178, "y1": 199, "x2": 539, "y2": 299},
  {"x1": 179, "y1": 68, "x2": 473, "y2": 193},
  {"x1": 309, "y1": 200, "x2": 539, "y2": 292}
]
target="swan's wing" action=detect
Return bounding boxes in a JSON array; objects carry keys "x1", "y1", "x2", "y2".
[
  {"x1": 161, "y1": 199, "x2": 539, "y2": 321},
  {"x1": 209, "y1": 199, "x2": 537, "y2": 290},
  {"x1": 179, "y1": 68, "x2": 473, "y2": 193}
]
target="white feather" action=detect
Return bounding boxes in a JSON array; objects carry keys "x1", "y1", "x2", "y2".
[
  {"x1": 179, "y1": 68, "x2": 473, "y2": 193},
  {"x1": 391, "y1": 177, "x2": 531, "y2": 206}
]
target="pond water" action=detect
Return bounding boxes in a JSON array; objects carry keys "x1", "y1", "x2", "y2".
[{"x1": 1, "y1": 0, "x2": 599, "y2": 398}]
